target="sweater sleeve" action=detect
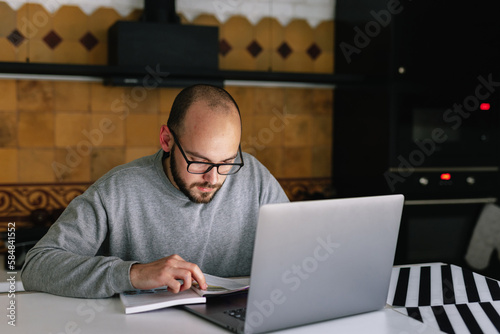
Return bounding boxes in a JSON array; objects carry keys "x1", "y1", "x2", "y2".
[{"x1": 20, "y1": 186, "x2": 137, "y2": 298}]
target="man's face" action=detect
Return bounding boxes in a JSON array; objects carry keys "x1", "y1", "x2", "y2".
[
  {"x1": 167, "y1": 100, "x2": 241, "y2": 204},
  {"x1": 169, "y1": 143, "x2": 225, "y2": 204}
]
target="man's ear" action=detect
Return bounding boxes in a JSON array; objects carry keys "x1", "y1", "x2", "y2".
[{"x1": 159, "y1": 125, "x2": 174, "y2": 153}]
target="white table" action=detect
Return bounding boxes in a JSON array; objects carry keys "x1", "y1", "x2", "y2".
[{"x1": 0, "y1": 291, "x2": 441, "y2": 333}]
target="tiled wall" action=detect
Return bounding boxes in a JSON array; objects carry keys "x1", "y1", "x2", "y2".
[
  {"x1": 0, "y1": 81, "x2": 332, "y2": 183},
  {"x1": 0, "y1": 3, "x2": 334, "y2": 228}
]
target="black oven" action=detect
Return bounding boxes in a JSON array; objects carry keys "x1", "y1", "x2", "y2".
[
  {"x1": 387, "y1": 83, "x2": 500, "y2": 200},
  {"x1": 333, "y1": 0, "x2": 500, "y2": 277},
  {"x1": 394, "y1": 198, "x2": 495, "y2": 265}
]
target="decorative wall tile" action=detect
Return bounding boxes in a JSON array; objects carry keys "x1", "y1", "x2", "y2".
[
  {"x1": 88, "y1": 42, "x2": 107, "y2": 65},
  {"x1": 0, "y1": 38, "x2": 17, "y2": 61},
  {"x1": 192, "y1": 14, "x2": 220, "y2": 27},
  {"x1": 221, "y1": 16, "x2": 254, "y2": 50},
  {"x1": 88, "y1": 7, "x2": 121, "y2": 43},
  {"x1": 18, "y1": 148, "x2": 56, "y2": 183},
  {"x1": 307, "y1": 43, "x2": 322, "y2": 60},
  {"x1": 14, "y1": 37, "x2": 28, "y2": 61},
  {"x1": 79, "y1": 31, "x2": 98, "y2": 51},
  {"x1": 277, "y1": 42, "x2": 293, "y2": 59},
  {"x1": 2, "y1": 3, "x2": 334, "y2": 71},
  {"x1": 159, "y1": 87, "x2": 182, "y2": 113},
  {"x1": 125, "y1": 114, "x2": 160, "y2": 147},
  {"x1": 18, "y1": 111, "x2": 54, "y2": 147},
  {"x1": 90, "y1": 83, "x2": 125, "y2": 113},
  {"x1": 0, "y1": 178, "x2": 333, "y2": 231},
  {"x1": 220, "y1": 49, "x2": 256, "y2": 71},
  {"x1": 251, "y1": 114, "x2": 284, "y2": 149},
  {"x1": 0, "y1": 112, "x2": 17, "y2": 147},
  {"x1": 225, "y1": 85, "x2": 255, "y2": 142},
  {"x1": 284, "y1": 52, "x2": 314, "y2": 73},
  {"x1": 0, "y1": 183, "x2": 90, "y2": 218},
  {"x1": 3, "y1": 0, "x2": 335, "y2": 28},
  {"x1": 311, "y1": 114, "x2": 332, "y2": 146},
  {"x1": 90, "y1": 113, "x2": 125, "y2": 147},
  {"x1": 283, "y1": 114, "x2": 312, "y2": 147},
  {"x1": 43, "y1": 30, "x2": 62, "y2": 49},
  {"x1": 0, "y1": 80, "x2": 17, "y2": 111},
  {"x1": 254, "y1": 50, "x2": 272, "y2": 71},
  {"x1": 269, "y1": 51, "x2": 286, "y2": 72},
  {"x1": 123, "y1": 8, "x2": 142, "y2": 22},
  {"x1": 0, "y1": 2, "x2": 16, "y2": 37},
  {"x1": 225, "y1": 86, "x2": 255, "y2": 117}
]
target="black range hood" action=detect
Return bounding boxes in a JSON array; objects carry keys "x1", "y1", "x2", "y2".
[
  {"x1": 0, "y1": 0, "x2": 368, "y2": 88},
  {"x1": 107, "y1": 0, "x2": 220, "y2": 86}
]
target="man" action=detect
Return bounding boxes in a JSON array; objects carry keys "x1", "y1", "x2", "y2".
[{"x1": 21, "y1": 84, "x2": 289, "y2": 298}]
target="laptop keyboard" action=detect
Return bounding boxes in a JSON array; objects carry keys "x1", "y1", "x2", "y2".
[{"x1": 224, "y1": 308, "x2": 246, "y2": 321}]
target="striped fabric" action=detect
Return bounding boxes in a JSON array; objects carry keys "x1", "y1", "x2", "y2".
[{"x1": 387, "y1": 264, "x2": 500, "y2": 334}]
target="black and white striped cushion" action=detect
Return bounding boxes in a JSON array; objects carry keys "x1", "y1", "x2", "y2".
[{"x1": 388, "y1": 264, "x2": 500, "y2": 333}]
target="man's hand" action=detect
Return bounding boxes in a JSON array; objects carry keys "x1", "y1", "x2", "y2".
[{"x1": 130, "y1": 254, "x2": 208, "y2": 293}]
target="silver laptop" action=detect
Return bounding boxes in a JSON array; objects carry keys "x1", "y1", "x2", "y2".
[{"x1": 183, "y1": 194, "x2": 404, "y2": 333}]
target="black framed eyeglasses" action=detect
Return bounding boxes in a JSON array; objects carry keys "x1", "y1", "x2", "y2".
[{"x1": 171, "y1": 130, "x2": 244, "y2": 175}]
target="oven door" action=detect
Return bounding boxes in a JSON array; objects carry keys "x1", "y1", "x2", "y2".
[
  {"x1": 394, "y1": 198, "x2": 497, "y2": 270},
  {"x1": 391, "y1": 83, "x2": 500, "y2": 168}
]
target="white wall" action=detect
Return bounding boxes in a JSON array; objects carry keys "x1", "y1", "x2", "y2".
[{"x1": 2, "y1": 0, "x2": 335, "y2": 26}]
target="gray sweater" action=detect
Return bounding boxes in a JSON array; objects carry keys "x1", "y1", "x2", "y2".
[{"x1": 21, "y1": 150, "x2": 289, "y2": 298}]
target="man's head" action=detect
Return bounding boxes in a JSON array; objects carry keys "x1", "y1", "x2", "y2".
[{"x1": 160, "y1": 84, "x2": 242, "y2": 204}]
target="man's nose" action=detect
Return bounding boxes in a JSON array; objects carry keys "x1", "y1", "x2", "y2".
[{"x1": 203, "y1": 166, "x2": 219, "y2": 184}]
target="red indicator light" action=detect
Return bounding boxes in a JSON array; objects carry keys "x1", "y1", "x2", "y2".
[
  {"x1": 480, "y1": 103, "x2": 490, "y2": 111},
  {"x1": 440, "y1": 173, "x2": 451, "y2": 181}
]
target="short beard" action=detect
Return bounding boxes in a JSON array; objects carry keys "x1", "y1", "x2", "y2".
[{"x1": 170, "y1": 145, "x2": 222, "y2": 204}]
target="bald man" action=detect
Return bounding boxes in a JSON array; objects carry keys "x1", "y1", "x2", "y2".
[{"x1": 21, "y1": 85, "x2": 289, "y2": 298}]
